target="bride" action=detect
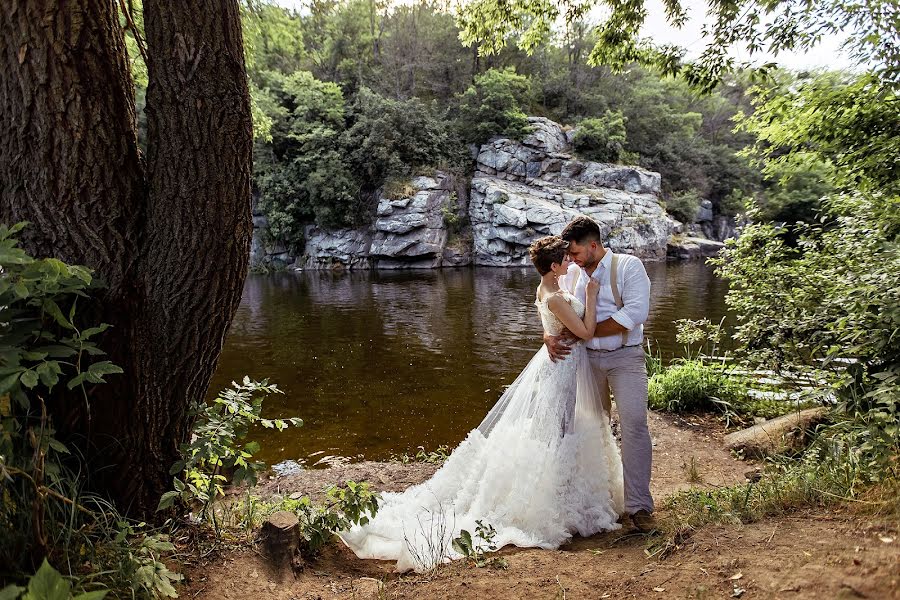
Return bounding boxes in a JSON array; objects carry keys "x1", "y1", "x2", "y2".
[{"x1": 339, "y1": 236, "x2": 624, "y2": 572}]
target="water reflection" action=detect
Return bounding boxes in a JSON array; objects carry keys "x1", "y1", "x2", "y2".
[{"x1": 210, "y1": 262, "x2": 728, "y2": 464}]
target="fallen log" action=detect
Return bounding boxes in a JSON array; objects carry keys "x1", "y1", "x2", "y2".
[{"x1": 724, "y1": 407, "x2": 829, "y2": 458}]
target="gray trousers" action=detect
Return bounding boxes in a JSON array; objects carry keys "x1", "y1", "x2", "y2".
[{"x1": 587, "y1": 345, "x2": 654, "y2": 514}]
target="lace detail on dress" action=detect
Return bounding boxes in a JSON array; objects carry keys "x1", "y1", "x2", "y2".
[{"x1": 536, "y1": 291, "x2": 586, "y2": 336}]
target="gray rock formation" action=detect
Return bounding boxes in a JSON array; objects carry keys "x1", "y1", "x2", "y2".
[
  {"x1": 300, "y1": 225, "x2": 371, "y2": 269},
  {"x1": 369, "y1": 175, "x2": 450, "y2": 269},
  {"x1": 666, "y1": 236, "x2": 725, "y2": 260},
  {"x1": 249, "y1": 117, "x2": 734, "y2": 269},
  {"x1": 249, "y1": 213, "x2": 298, "y2": 269},
  {"x1": 292, "y1": 172, "x2": 468, "y2": 270},
  {"x1": 469, "y1": 117, "x2": 670, "y2": 266}
]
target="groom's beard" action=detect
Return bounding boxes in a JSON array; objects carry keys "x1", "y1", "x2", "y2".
[{"x1": 582, "y1": 253, "x2": 601, "y2": 271}]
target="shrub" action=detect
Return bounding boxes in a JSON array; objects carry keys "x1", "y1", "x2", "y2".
[
  {"x1": 666, "y1": 189, "x2": 702, "y2": 223},
  {"x1": 573, "y1": 111, "x2": 627, "y2": 162},
  {"x1": 0, "y1": 223, "x2": 180, "y2": 598},
  {"x1": 159, "y1": 378, "x2": 301, "y2": 538},
  {"x1": 649, "y1": 360, "x2": 749, "y2": 413},
  {"x1": 455, "y1": 67, "x2": 532, "y2": 146}
]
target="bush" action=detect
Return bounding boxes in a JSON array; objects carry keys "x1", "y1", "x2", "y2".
[
  {"x1": 573, "y1": 111, "x2": 627, "y2": 162},
  {"x1": 159, "y1": 378, "x2": 301, "y2": 538},
  {"x1": 666, "y1": 189, "x2": 702, "y2": 223},
  {"x1": 0, "y1": 223, "x2": 179, "y2": 598},
  {"x1": 455, "y1": 67, "x2": 532, "y2": 146},
  {"x1": 649, "y1": 360, "x2": 749, "y2": 413},
  {"x1": 341, "y1": 87, "x2": 455, "y2": 188}
]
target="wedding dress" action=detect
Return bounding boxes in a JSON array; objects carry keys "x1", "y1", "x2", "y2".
[{"x1": 339, "y1": 291, "x2": 624, "y2": 572}]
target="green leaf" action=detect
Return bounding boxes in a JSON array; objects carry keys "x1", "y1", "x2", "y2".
[
  {"x1": 87, "y1": 361, "x2": 123, "y2": 377},
  {"x1": 0, "y1": 584, "x2": 25, "y2": 600},
  {"x1": 72, "y1": 591, "x2": 108, "y2": 600},
  {"x1": 0, "y1": 372, "x2": 22, "y2": 394},
  {"x1": 157, "y1": 491, "x2": 179, "y2": 512},
  {"x1": 66, "y1": 373, "x2": 88, "y2": 390},
  {"x1": 33, "y1": 346, "x2": 77, "y2": 358},
  {"x1": 36, "y1": 362, "x2": 60, "y2": 389},
  {"x1": 42, "y1": 300, "x2": 73, "y2": 330},
  {"x1": 13, "y1": 282, "x2": 29, "y2": 299},
  {"x1": 24, "y1": 559, "x2": 70, "y2": 600},
  {"x1": 48, "y1": 438, "x2": 70, "y2": 455},
  {"x1": 19, "y1": 370, "x2": 38, "y2": 390},
  {"x1": 78, "y1": 325, "x2": 110, "y2": 341}
]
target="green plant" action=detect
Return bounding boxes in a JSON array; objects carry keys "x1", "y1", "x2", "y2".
[
  {"x1": 392, "y1": 445, "x2": 450, "y2": 465},
  {"x1": 451, "y1": 520, "x2": 506, "y2": 568},
  {"x1": 648, "y1": 360, "x2": 749, "y2": 414},
  {"x1": 0, "y1": 559, "x2": 108, "y2": 600},
  {"x1": 107, "y1": 522, "x2": 183, "y2": 600},
  {"x1": 455, "y1": 68, "x2": 532, "y2": 146},
  {"x1": 288, "y1": 481, "x2": 381, "y2": 559},
  {"x1": 159, "y1": 378, "x2": 301, "y2": 537},
  {"x1": 573, "y1": 111, "x2": 627, "y2": 163},
  {"x1": 0, "y1": 223, "x2": 157, "y2": 591},
  {"x1": 666, "y1": 190, "x2": 702, "y2": 224}
]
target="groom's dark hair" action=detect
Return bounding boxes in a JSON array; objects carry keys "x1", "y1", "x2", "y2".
[{"x1": 561, "y1": 216, "x2": 602, "y2": 244}]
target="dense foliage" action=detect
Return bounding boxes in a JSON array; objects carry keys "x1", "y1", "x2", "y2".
[
  {"x1": 0, "y1": 224, "x2": 182, "y2": 598},
  {"x1": 233, "y1": 0, "x2": 828, "y2": 244},
  {"x1": 713, "y1": 66, "x2": 900, "y2": 479}
]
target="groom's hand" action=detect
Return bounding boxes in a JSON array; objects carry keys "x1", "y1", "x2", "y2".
[{"x1": 543, "y1": 332, "x2": 573, "y2": 362}]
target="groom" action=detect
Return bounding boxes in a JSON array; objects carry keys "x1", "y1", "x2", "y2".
[{"x1": 544, "y1": 215, "x2": 656, "y2": 533}]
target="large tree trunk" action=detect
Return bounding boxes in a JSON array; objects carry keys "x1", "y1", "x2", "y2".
[
  {"x1": 0, "y1": 0, "x2": 252, "y2": 518},
  {"x1": 0, "y1": 0, "x2": 145, "y2": 288}
]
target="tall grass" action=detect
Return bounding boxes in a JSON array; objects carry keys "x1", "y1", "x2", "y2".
[{"x1": 650, "y1": 415, "x2": 900, "y2": 558}]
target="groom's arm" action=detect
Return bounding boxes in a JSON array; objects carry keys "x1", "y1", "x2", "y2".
[
  {"x1": 593, "y1": 317, "x2": 628, "y2": 337},
  {"x1": 593, "y1": 257, "x2": 651, "y2": 338}
]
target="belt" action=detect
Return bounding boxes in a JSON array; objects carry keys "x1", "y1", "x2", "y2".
[{"x1": 586, "y1": 344, "x2": 643, "y2": 353}]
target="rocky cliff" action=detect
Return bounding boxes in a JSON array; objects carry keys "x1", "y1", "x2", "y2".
[
  {"x1": 250, "y1": 117, "x2": 731, "y2": 270},
  {"x1": 469, "y1": 117, "x2": 670, "y2": 266},
  {"x1": 281, "y1": 172, "x2": 468, "y2": 270}
]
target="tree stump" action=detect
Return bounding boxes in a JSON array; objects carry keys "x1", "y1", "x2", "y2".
[
  {"x1": 259, "y1": 511, "x2": 300, "y2": 576},
  {"x1": 724, "y1": 407, "x2": 829, "y2": 458}
]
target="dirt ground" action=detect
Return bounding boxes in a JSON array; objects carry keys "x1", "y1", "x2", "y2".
[{"x1": 183, "y1": 413, "x2": 900, "y2": 599}]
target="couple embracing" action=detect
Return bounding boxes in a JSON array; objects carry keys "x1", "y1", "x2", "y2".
[{"x1": 341, "y1": 215, "x2": 656, "y2": 572}]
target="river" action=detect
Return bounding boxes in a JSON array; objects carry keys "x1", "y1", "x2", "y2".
[{"x1": 209, "y1": 261, "x2": 729, "y2": 466}]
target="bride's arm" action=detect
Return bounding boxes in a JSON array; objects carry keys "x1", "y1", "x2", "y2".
[{"x1": 547, "y1": 284, "x2": 599, "y2": 341}]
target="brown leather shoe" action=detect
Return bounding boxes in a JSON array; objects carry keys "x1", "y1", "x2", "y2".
[{"x1": 630, "y1": 509, "x2": 657, "y2": 533}]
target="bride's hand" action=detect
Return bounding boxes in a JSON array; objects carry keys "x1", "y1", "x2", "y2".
[{"x1": 586, "y1": 279, "x2": 600, "y2": 297}]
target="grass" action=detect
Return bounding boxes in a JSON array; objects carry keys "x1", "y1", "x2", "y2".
[
  {"x1": 648, "y1": 359, "x2": 814, "y2": 425},
  {"x1": 382, "y1": 177, "x2": 418, "y2": 199},
  {"x1": 391, "y1": 445, "x2": 450, "y2": 465},
  {"x1": 649, "y1": 360, "x2": 750, "y2": 413},
  {"x1": 649, "y1": 416, "x2": 900, "y2": 559}
]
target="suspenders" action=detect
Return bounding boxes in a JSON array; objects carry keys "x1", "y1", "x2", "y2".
[{"x1": 608, "y1": 253, "x2": 628, "y2": 349}]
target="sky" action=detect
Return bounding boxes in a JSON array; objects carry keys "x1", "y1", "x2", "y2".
[
  {"x1": 639, "y1": 0, "x2": 855, "y2": 71},
  {"x1": 273, "y1": 0, "x2": 857, "y2": 72}
]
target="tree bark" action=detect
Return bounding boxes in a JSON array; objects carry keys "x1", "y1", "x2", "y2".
[{"x1": 0, "y1": 0, "x2": 253, "y2": 518}]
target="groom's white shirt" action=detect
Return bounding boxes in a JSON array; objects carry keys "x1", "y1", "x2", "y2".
[{"x1": 561, "y1": 250, "x2": 651, "y2": 351}]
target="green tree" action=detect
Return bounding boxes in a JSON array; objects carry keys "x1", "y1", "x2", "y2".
[
  {"x1": 455, "y1": 67, "x2": 532, "y2": 146},
  {"x1": 457, "y1": 0, "x2": 899, "y2": 91},
  {"x1": 255, "y1": 71, "x2": 357, "y2": 236},
  {"x1": 573, "y1": 111, "x2": 627, "y2": 162},
  {"x1": 712, "y1": 68, "x2": 900, "y2": 472}
]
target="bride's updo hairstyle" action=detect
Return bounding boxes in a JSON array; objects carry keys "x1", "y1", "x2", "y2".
[{"x1": 529, "y1": 236, "x2": 569, "y2": 275}]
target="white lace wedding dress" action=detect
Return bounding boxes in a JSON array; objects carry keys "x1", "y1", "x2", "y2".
[{"x1": 339, "y1": 291, "x2": 624, "y2": 572}]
